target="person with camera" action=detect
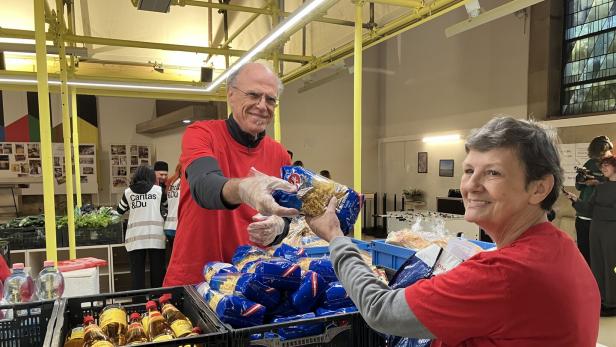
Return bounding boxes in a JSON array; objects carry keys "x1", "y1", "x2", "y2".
[
  {"x1": 565, "y1": 155, "x2": 616, "y2": 317},
  {"x1": 574, "y1": 136, "x2": 613, "y2": 266}
]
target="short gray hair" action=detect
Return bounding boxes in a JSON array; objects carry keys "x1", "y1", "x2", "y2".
[
  {"x1": 226, "y1": 63, "x2": 284, "y2": 96},
  {"x1": 465, "y1": 116, "x2": 563, "y2": 211}
]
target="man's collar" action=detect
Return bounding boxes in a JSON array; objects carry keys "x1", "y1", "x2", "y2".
[{"x1": 225, "y1": 115, "x2": 265, "y2": 148}]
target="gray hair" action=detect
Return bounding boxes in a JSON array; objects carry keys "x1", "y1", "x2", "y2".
[
  {"x1": 226, "y1": 63, "x2": 284, "y2": 96},
  {"x1": 465, "y1": 116, "x2": 563, "y2": 211}
]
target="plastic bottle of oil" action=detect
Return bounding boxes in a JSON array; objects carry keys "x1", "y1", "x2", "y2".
[
  {"x1": 159, "y1": 294, "x2": 193, "y2": 338},
  {"x1": 62, "y1": 327, "x2": 84, "y2": 347},
  {"x1": 146, "y1": 300, "x2": 175, "y2": 342},
  {"x1": 82, "y1": 315, "x2": 114, "y2": 347},
  {"x1": 99, "y1": 304, "x2": 128, "y2": 345},
  {"x1": 125, "y1": 312, "x2": 149, "y2": 345}
]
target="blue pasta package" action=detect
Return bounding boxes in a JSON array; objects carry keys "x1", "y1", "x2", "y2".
[
  {"x1": 232, "y1": 245, "x2": 270, "y2": 272},
  {"x1": 210, "y1": 272, "x2": 281, "y2": 309},
  {"x1": 253, "y1": 257, "x2": 302, "y2": 291},
  {"x1": 204, "y1": 289, "x2": 267, "y2": 328},
  {"x1": 273, "y1": 313, "x2": 325, "y2": 340},
  {"x1": 273, "y1": 243, "x2": 307, "y2": 262},
  {"x1": 315, "y1": 306, "x2": 358, "y2": 317},
  {"x1": 298, "y1": 257, "x2": 337, "y2": 283},
  {"x1": 202, "y1": 262, "x2": 238, "y2": 283},
  {"x1": 273, "y1": 166, "x2": 361, "y2": 233},
  {"x1": 321, "y1": 281, "x2": 354, "y2": 310},
  {"x1": 290, "y1": 271, "x2": 326, "y2": 313}
]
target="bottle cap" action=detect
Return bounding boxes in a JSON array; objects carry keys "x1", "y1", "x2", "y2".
[
  {"x1": 159, "y1": 294, "x2": 171, "y2": 304},
  {"x1": 192, "y1": 327, "x2": 202, "y2": 334},
  {"x1": 145, "y1": 300, "x2": 157, "y2": 310},
  {"x1": 130, "y1": 312, "x2": 141, "y2": 320},
  {"x1": 43, "y1": 260, "x2": 55, "y2": 267},
  {"x1": 12, "y1": 263, "x2": 24, "y2": 270},
  {"x1": 83, "y1": 315, "x2": 94, "y2": 324}
]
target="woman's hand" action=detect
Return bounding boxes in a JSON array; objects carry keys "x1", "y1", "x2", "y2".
[
  {"x1": 564, "y1": 190, "x2": 578, "y2": 202},
  {"x1": 306, "y1": 197, "x2": 344, "y2": 242}
]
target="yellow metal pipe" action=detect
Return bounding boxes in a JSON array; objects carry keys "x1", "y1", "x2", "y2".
[
  {"x1": 353, "y1": 1, "x2": 363, "y2": 240},
  {"x1": 35, "y1": 0, "x2": 58, "y2": 263},
  {"x1": 282, "y1": 0, "x2": 466, "y2": 83},
  {"x1": 70, "y1": 88, "x2": 82, "y2": 209},
  {"x1": 368, "y1": 0, "x2": 423, "y2": 8},
  {"x1": 176, "y1": 0, "x2": 270, "y2": 14},
  {"x1": 56, "y1": 0, "x2": 77, "y2": 259},
  {"x1": 0, "y1": 28, "x2": 314, "y2": 64},
  {"x1": 282, "y1": 11, "x2": 367, "y2": 27},
  {"x1": 272, "y1": 0, "x2": 282, "y2": 143}
]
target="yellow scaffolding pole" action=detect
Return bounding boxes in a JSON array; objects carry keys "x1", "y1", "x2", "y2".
[
  {"x1": 353, "y1": 0, "x2": 363, "y2": 240},
  {"x1": 35, "y1": 0, "x2": 58, "y2": 263},
  {"x1": 272, "y1": 0, "x2": 281, "y2": 143},
  {"x1": 368, "y1": 0, "x2": 423, "y2": 8},
  {"x1": 71, "y1": 89, "x2": 82, "y2": 209},
  {"x1": 56, "y1": 0, "x2": 77, "y2": 259}
]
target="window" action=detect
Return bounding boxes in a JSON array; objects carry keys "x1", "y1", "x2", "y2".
[{"x1": 562, "y1": 0, "x2": 616, "y2": 115}]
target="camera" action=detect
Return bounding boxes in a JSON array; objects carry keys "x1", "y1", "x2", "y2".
[{"x1": 575, "y1": 166, "x2": 595, "y2": 183}]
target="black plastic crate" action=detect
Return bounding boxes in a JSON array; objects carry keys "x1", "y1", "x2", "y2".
[
  {"x1": 51, "y1": 286, "x2": 227, "y2": 347},
  {"x1": 0, "y1": 227, "x2": 63, "y2": 250},
  {"x1": 0, "y1": 299, "x2": 58, "y2": 347},
  {"x1": 57, "y1": 222, "x2": 123, "y2": 247},
  {"x1": 189, "y1": 289, "x2": 384, "y2": 347}
]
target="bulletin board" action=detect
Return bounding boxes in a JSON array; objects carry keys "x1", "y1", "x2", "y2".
[
  {"x1": 560, "y1": 143, "x2": 590, "y2": 186},
  {"x1": 110, "y1": 144, "x2": 152, "y2": 193},
  {"x1": 0, "y1": 142, "x2": 98, "y2": 195}
]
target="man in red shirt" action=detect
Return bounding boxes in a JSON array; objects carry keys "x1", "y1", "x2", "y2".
[{"x1": 164, "y1": 63, "x2": 298, "y2": 286}]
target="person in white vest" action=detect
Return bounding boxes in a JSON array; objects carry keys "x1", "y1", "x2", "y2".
[
  {"x1": 164, "y1": 162, "x2": 181, "y2": 263},
  {"x1": 117, "y1": 165, "x2": 166, "y2": 290}
]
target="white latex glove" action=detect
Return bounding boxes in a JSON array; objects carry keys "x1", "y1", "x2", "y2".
[
  {"x1": 248, "y1": 214, "x2": 285, "y2": 246},
  {"x1": 238, "y1": 167, "x2": 299, "y2": 217}
]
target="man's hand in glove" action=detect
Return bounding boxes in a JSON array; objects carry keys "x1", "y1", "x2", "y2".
[
  {"x1": 247, "y1": 214, "x2": 285, "y2": 246},
  {"x1": 236, "y1": 167, "x2": 299, "y2": 217}
]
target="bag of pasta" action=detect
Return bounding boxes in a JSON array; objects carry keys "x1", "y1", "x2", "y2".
[{"x1": 272, "y1": 166, "x2": 361, "y2": 233}]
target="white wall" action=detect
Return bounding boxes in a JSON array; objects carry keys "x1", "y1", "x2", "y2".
[
  {"x1": 151, "y1": 127, "x2": 185, "y2": 172},
  {"x1": 97, "y1": 96, "x2": 156, "y2": 204}
]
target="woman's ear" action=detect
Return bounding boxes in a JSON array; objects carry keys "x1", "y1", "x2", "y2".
[{"x1": 529, "y1": 174, "x2": 555, "y2": 206}]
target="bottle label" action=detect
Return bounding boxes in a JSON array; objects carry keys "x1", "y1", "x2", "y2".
[
  {"x1": 152, "y1": 334, "x2": 174, "y2": 342},
  {"x1": 91, "y1": 341, "x2": 114, "y2": 347},
  {"x1": 100, "y1": 308, "x2": 127, "y2": 330},
  {"x1": 128, "y1": 322, "x2": 144, "y2": 331},
  {"x1": 142, "y1": 316, "x2": 150, "y2": 335},
  {"x1": 170, "y1": 319, "x2": 193, "y2": 337},
  {"x1": 69, "y1": 327, "x2": 84, "y2": 340}
]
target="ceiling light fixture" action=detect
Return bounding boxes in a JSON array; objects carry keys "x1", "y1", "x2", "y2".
[
  {"x1": 422, "y1": 134, "x2": 461, "y2": 143},
  {"x1": 205, "y1": 0, "x2": 336, "y2": 92},
  {"x1": 445, "y1": 0, "x2": 544, "y2": 38}
]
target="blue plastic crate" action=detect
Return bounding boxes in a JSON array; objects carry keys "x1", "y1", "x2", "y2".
[
  {"x1": 304, "y1": 238, "x2": 371, "y2": 257},
  {"x1": 371, "y1": 240, "x2": 416, "y2": 271}
]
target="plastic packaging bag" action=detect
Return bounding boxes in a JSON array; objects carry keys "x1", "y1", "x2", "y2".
[
  {"x1": 315, "y1": 306, "x2": 358, "y2": 317},
  {"x1": 273, "y1": 312, "x2": 325, "y2": 340},
  {"x1": 290, "y1": 271, "x2": 326, "y2": 313},
  {"x1": 204, "y1": 289, "x2": 266, "y2": 328},
  {"x1": 320, "y1": 281, "x2": 354, "y2": 310},
  {"x1": 297, "y1": 257, "x2": 337, "y2": 284},
  {"x1": 273, "y1": 166, "x2": 361, "y2": 233},
  {"x1": 209, "y1": 272, "x2": 281, "y2": 309},
  {"x1": 203, "y1": 262, "x2": 238, "y2": 282},
  {"x1": 253, "y1": 257, "x2": 302, "y2": 291},
  {"x1": 273, "y1": 243, "x2": 307, "y2": 262},
  {"x1": 232, "y1": 245, "x2": 270, "y2": 272}
]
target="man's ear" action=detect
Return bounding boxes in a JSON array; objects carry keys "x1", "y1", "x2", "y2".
[{"x1": 529, "y1": 174, "x2": 554, "y2": 206}]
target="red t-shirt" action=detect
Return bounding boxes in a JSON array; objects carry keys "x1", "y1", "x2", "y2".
[
  {"x1": 406, "y1": 222, "x2": 600, "y2": 347},
  {"x1": 163, "y1": 120, "x2": 290, "y2": 286},
  {"x1": 0, "y1": 255, "x2": 10, "y2": 282}
]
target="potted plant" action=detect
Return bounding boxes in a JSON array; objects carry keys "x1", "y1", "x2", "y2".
[{"x1": 403, "y1": 188, "x2": 425, "y2": 202}]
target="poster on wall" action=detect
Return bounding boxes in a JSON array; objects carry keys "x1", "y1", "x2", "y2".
[
  {"x1": 110, "y1": 144, "x2": 152, "y2": 193},
  {"x1": 0, "y1": 142, "x2": 98, "y2": 195},
  {"x1": 561, "y1": 143, "x2": 589, "y2": 186}
]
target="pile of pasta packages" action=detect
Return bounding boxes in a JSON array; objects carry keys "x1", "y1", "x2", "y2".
[{"x1": 195, "y1": 243, "x2": 386, "y2": 340}]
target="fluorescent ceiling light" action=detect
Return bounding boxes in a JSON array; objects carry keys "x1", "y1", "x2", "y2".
[
  {"x1": 0, "y1": 76, "x2": 218, "y2": 94},
  {"x1": 206, "y1": 0, "x2": 335, "y2": 92},
  {"x1": 422, "y1": 134, "x2": 461, "y2": 143},
  {"x1": 445, "y1": 0, "x2": 544, "y2": 38}
]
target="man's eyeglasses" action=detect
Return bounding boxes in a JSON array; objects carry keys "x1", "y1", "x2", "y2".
[{"x1": 232, "y1": 86, "x2": 278, "y2": 107}]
